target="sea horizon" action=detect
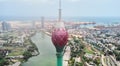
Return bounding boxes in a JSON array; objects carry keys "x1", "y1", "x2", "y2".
[{"x1": 1, "y1": 16, "x2": 120, "y2": 26}]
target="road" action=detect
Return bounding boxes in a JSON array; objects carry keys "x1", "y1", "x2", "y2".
[
  {"x1": 105, "y1": 56, "x2": 118, "y2": 66},
  {"x1": 63, "y1": 46, "x2": 71, "y2": 66},
  {"x1": 101, "y1": 55, "x2": 107, "y2": 66}
]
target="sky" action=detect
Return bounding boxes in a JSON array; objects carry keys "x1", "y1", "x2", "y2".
[{"x1": 0, "y1": 0, "x2": 120, "y2": 17}]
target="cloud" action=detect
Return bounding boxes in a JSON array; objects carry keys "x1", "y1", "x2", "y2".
[
  {"x1": 0, "y1": 0, "x2": 56, "y2": 5},
  {"x1": 0, "y1": 0, "x2": 54, "y2": 3},
  {"x1": 0, "y1": 0, "x2": 80, "y2": 3},
  {"x1": 23, "y1": 0, "x2": 50, "y2": 3},
  {"x1": 67, "y1": 0, "x2": 80, "y2": 2}
]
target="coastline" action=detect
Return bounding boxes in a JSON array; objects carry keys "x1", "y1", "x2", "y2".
[
  {"x1": 21, "y1": 32, "x2": 40, "y2": 63},
  {"x1": 9, "y1": 32, "x2": 40, "y2": 66}
]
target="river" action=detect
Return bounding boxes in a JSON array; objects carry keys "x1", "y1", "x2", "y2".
[{"x1": 21, "y1": 32, "x2": 56, "y2": 66}]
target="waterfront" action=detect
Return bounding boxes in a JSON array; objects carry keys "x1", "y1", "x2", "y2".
[{"x1": 21, "y1": 32, "x2": 56, "y2": 66}]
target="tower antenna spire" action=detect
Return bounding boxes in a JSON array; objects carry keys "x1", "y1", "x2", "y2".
[{"x1": 58, "y1": 0, "x2": 62, "y2": 22}]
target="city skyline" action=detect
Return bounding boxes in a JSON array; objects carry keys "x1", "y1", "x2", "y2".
[
  {"x1": 0, "y1": 0, "x2": 120, "y2": 17},
  {"x1": 0, "y1": 0, "x2": 120, "y2": 66}
]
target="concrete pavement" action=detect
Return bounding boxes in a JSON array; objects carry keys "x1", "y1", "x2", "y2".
[{"x1": 63, "y1": 46, "x2": 71, "y2": 66}]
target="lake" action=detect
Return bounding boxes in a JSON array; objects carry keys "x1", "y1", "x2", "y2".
[{"x1": 21, "y1": 32, "x2": 56, "y2": 66}]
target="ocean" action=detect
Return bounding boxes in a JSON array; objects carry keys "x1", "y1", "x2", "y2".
[{"x1": 1, "y1": 16, "x2": 120, "y2": 26}]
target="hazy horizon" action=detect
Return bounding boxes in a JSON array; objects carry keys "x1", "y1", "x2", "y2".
[{"x1": 0, "y1": 0, "x2": 120, "y2": 17}]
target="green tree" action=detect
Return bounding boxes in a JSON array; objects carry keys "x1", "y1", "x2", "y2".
[
  {"x1": 76, "y1": 62, "x2": 83, "y2": 66},
  {"x1": 23, "y1": 51, "x2": 32, "y2": 61},
  {"x1": 0, "y1": 55, "x2": 8, "y2": 66},
  {"x1": 117, "y1": 46, "x2": 120, "y2": 50},
  {"x1": 93, "y1": 58, "x2": 100, "y2": 66},
  {"x1": 116, "y1": 53, "x2": 120, "y2": 61}
]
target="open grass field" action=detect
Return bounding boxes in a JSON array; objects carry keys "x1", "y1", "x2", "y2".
[
  {"x1": 84, "y1": 46, "x2": 95, "y2": 54},
  {"x1": 4, "y1": 47, "x2": 25, "y2": 56}
]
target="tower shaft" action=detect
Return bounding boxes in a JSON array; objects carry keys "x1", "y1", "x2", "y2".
[{"x1": 58, "y1": 0, "x2": 62, "y2": 22}]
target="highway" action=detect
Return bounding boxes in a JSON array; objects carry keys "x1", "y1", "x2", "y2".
[{"x1": 105, "y1": 56, "x2": 118, "y2": 66}]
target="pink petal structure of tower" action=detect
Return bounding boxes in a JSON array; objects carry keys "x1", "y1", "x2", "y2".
[{"x1": 52, "y1": 22, "x2": 68, "y2": 52}]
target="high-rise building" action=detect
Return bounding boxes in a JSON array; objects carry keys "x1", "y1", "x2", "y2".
[
  {"x1": 32, "y1": 21, "x2": 36, "y2": 29},
  {"x1": 41, "y1": 17, "x2": 44, "y2": 28},
  {"x1": 2, "y1": 21, "x2": 11, "y2": 31}
]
